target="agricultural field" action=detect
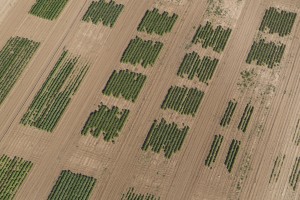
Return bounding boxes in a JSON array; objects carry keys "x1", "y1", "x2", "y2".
[{"x1": 0, "y1": 0, "x2": 300, "y2": 199}]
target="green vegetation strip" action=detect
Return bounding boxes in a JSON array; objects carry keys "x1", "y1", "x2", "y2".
[
  {"x1": 161, "y1": 85, "x2": 204, "y2": 116},
  {"x1": 220, "y1": 100, "x2": 237, "y2": 127},
  {"x1": 192, "y1": 21, "x2": 232, "y2": 53},
  {"x1": 259, "y1": 7, "x2": 297, "y2": 36},
  {"x1": 121, "y1": 187, "x2": 160, "y2": 200},
  {"x1": 238, "y1": 103, "x2": 254, "y2": 133},
  {"x1": 103, "y1": 69, "x2": 146, "y2": 102},
  {"x1": 293, "y1": 119, "x2": 300, "y2": 146},
  {"x1": 21, "y1": 50, "x2": 89, "y2": 132},
  {"x1": 81, "y1": 103, "x2": 129, "y2": 142},
  {"x1": 205, "y1": 134, "x2": 224, "y2": 167},
  {"x1": 289, "y1": 157, "x2": 300, "y2": 191},
  {"x1": 142, "y1": 118, "x2": 189, "y2": 158},
  {"x1": 29, "y1": 0, "x2": 69, "y2": 20},
  {"x1": 0, "y1": 37, "x2": 40, "y2": 105},
  {"x1": 0, "y1": 155, "x2": 33, "y2": 200},
  {"x1": 269, "y1": 154, "x2": 285, "y2": 183},
  {"x1": 138, "y1": 8, "x2": 178, "y2": 35},
  {"x1": 177, "y1": 51, "x2": 218, "y2": 84},
  {"x1": 121, "y1": 37, "x2": 163, "y2": 68},
  {"x1": 224, "y1": 139, "x2": 241, "y2": 172},
  {"x1": 82, "y1": 0, "x2": 124, "y2": 27},
  {"x1": 48, "y1": 170, "x2": 96, "y2": 200}
]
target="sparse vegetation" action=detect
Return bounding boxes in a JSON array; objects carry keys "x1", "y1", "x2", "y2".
[
  {"x1": 269, "y1": 154, "x2": 285, "y2": 183},
  {"x1": 29, "y1": 0, "x2": 69, "y2": 20},
  {"x1": 121, "y1": 187, "x2": 160, "y2": 200},
  {"x1": 292, "y1": 119, "x2": 300, "y2": 146},
  {"x1": 289, "y1": 157, "x2": 300, "y2": 191},
  {"x1": 220, "y1": 100, "x2": 237, "y2": 127},
  {"x1": 205, "y1": 134, "x2": 224, "y2": 167}
]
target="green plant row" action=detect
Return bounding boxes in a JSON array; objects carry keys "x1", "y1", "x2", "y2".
[
  {"x1": 121, "y1": 37, "x2": 163, "y2": 68},
  {"x1": 205, "y1": 134, "x2": 224, "y2": 167},
  {"x1": 289, "y1": 157, "x2": 300, "y2": 191},
  {"x1": 48, "y1": 170, "x2": 96, "y2": 200},
  {"x1": 82, "y1": 0, "x2": 124, "y2": 27},
  {"x1": 246, "y1": 39, "x2": 285, "y2": 68},
  {"x1": 259, "y1": 7, "x2": 297, "y2": 37},
  {"x1": 293, "y1": 119, "x2": 300, "y2": 146},
  {"x1": 177, "y1": 51, "x2": 218, "y2": 84},
  {"x1": 237, "y1": 103, "x2": 254, "y2": 133},
  {"x1": 142, "y1": 118, "x2": 189, "y2": 158},
  {"x1": 269, "y1": 154, "x2": 285, "y2": 183},
  {"x1": 224, "y1": 139, "x2": 241, "y2": 172},
  {"x1": 192, "y1": 21, "x2": 232, "y2": 53},
  {"x1": 81, "y1": 103, "x2": 129, "y2": 142},
  {"x1": 21, "y1": 50, "x2": 89, "y2": 132},
  {"x1": 102, "y1": 69, "x2": 146, "y2": 102},
  {"x1": 121, "y1": 187, "x2": 160, "y2": 200},
  {"x1": 220, "y1": 100, "x2": 237, "y2": 127},
  {"x1": 29, "y1": 0, "x2": 69, "y2": 20},
  {"x1": 137, "y1": 8, "x2": 178, "y2": 35},
  {"x1": 0, "y1": 37, "x2": 40, "y2": 105},
  {"x1": 161, "y1": 85, "x2": 204, "y2": 116},
  {"x1": 0, "y1": 155, "x2": 33, "y2": 200}
]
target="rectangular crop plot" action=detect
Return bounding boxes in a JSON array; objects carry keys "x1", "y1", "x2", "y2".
[
  {"x1": 102, "y1": 69, "x2": 146, "y2": 102},
  {"x1": 0, "y1": 155, "x2": 33, "y2": 199},
  {"x1": 137, "y1": 8, "x2": 178, "y2": 35},
  {"x1": 205, "y1": 134, "x2": 224, "y2": 167},
  {"x1": 238, "y1": 103, "x2": 254, "y2": 133},
  {"x1": 289, "y1": 157, "x2": 300, "y2": 191},
  {"x1": 82, "y1": 0, "x2": 124, "y2": 27},
  {"x1": 29, "y1": 0, "x2": 69, "y2": 20},
  {"x1": 220, "y1": 100, "x2": 237, "y2": 127},
  {"x1": 21, "y1": 51, "x2": 89, "y2": 132},
  {"x1": 48, "y1": 170, "x2": 96, "y2": 200},
  {"x1": 82, "y1": 103, "x2": 129, "y2": 142},
  {"x1": 161, "y1": 86, "x2": 204, "y2": 116},
  {"x1": 177, "y1": 51, "x2": 219, "y2": 84},
  {"x1": 122, "y1": 187, "x2": 160, "y2": 200},
  {"x1": 0, "y1": 37, "x2": 39, "y2": 105},
  {"x1": 121, "y1": 37, "x2": 163, "y2": 68},
  {"x1": 269, "y1": 154, "x2": 285, "y2": 183},
  {"x1": 259, "y1": 7, "x2": 297, "y2": 36},
  {"x1": 192, "y1": 21, "x2": 232, "y2": 53},
  {"x1": 142, "y1": 118, "x2": 189, "y2": 158},
  {"x1": 246, "y1": 39, "x2": 285, "y2": 68},
  {"x1": 224, "y1": 139, "x2": 241, "y2": 172}
]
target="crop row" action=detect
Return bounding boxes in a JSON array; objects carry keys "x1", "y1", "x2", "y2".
[
  {"x1": 0, "y1": 37, "x2": 40, "y2": 105},
  {"x1": 29, "y1": 0, "x2": 69, "y2": 20},
  {"x1": 289, "y1": 157, "x2": 300, "y2": 191},
  {"x1": 82, "y1": 0, "x2": 124, "y2": 27},
  {"x1": 0, "y1": 155, "x2": 33, "y2": 200},
  {"x1": 21, "y1": 50, "x2": 89, "y2": 132},
  {"x1": 102, "y1": 69, "x2": 146, "y2": 102},
  {"x1": 142, "y1": 118, "x2": 189, "y2": 158},
  {"x1": 121, "y1": 37, "x2": 163, "y2": 68},
  {"x1": 224, "y1": 139, "x2": 241, "y2": 172},
  {"x1": 246, "y1": 39, "x2": 285, "y2": 68},
  {"x1": 293, "y1": 119, "x2": 300, "y2": 146},
  {"x1": 81, "y1": 103, "x2": 129, "y2": 142},
  {"x1": 259, "y1": 7, "x2": 297, "y2": 37},
  {"x1": 121, "y1": 187, "x2": 160, "y2": 200},
  {"x1": 269, "y1": 154, "x2": 285, "y2": 183},
  {"x1": 220, "y1": 100, "x2": 237, "y2": 127},
  {"x1": 177, "y1": 51, "x2": 219, "y2": 84},
  {"x1": 237, "y1": 103, "x2": 254, "y2": 132},
  {"x1": 137, "y1": 8, "x2": 178, "y2": 35},
  {"x1": 192, "y1": 21, "x2": 232, "y2": 53},
  {"x1": 161, "y1": 85, "x2": 204, "y2": 116},
  {"x1": 205, "y1": 134, "x2": 224, "y2": 167},
  {"x1": 48, "y1": 170, "x2": 96, "y2": 200}
]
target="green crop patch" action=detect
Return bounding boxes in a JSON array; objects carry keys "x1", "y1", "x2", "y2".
[
  {"x1": 0, "y1": 37, "x2": 40, "y2": 105},
  {"x1": 0, "y1": 155, "x2": 33, "y2": 199},
  {"x1": 238, "y1": 103, "x2": 254, "y2": 133},
  {"x1": 82, "y1": 0, "x2": 124, "y2": 27},
  {"x1": 161, "y1": 86, "x2": 204, "y2": 116},
  {"x1": 205, "y1": 134, "x2": 224, "y2": 167},
  {"x1": 121, "y1": 37, "x2": 163, "y2": 68},
  {"x1": 192, "y1": 21, "x2": 232, "y2": 53},
  {"x1": 269, "y1": 154, "x2": 285, "y2": 184},
  {"x1": 102, "y1": 70, "x2": 146, "y2": 102},
  {"x1": 29, "y1": 0, "x2": 69, "y2": 20},
  {"x1": 142, "y1": 118, "x2": 189, "y2": 158},
  {"x1": 259, "y1": 7, "x2": 297, "y2": 36},
  {"x1": 224, "y1": 139, "x2": 241, "y2": 172},
  {"x1": 289, "y1": 157, "x2": 300, "y2": 191},
  {"x1": 121, "y1": 187, "x2": 160, "y2": 200},
  {"x1": 48, "y1": 170, "x2": 96, "y2": 200},
  {"x1": 220, "y1": 100, "x2": 237, "y2": 127},
  {"x1": 82, "y1": 103, "x2": 129, "y2": 142},
  {"x1": 177, "y1": 51, "x2": 219, "y2": 84},
  {"x1": 246, "y1": 39, "x2": 285, "y2": 68},
  {"x1": 21, "y1": 51, "x2": 89, "y2": 132},
  {"x1": 137, "y1": 8, "x2": 178, "y2": 35}
]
